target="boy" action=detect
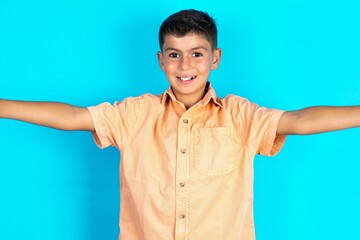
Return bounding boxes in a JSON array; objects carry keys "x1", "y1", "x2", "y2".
[{"x1": 0, "y1": 9, "x2": 359, "y2": 240}]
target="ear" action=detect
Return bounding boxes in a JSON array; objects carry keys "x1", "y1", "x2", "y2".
[
  {"x1": 157, "y1": 51, "x2": 165, "y2": 72},
  {"x1": 211, "y1": 48, "x2": 222, "y2": 70}
]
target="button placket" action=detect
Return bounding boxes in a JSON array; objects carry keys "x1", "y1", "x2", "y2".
[{"x1": 175, "y1": 114, "x2": 192, "y2": 239}]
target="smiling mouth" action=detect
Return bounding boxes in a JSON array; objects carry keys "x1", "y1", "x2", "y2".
[{"x1": 176, "y1": 76, "x2": 197, "y2": 81}]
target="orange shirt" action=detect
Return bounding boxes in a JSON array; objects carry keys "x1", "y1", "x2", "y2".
[{"x1": 88, "y1": 84, "x2": 286, "y2": 240}]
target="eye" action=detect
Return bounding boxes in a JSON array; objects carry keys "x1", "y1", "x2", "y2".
[
  {"x1": 192, "y1": 52, "x2": 203, "y2": 57},
  {"x1": 169, "y1": 52, "x2": 180, "y2": 58}
]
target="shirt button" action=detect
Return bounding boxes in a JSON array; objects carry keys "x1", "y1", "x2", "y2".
[
  {"x1": 179, "y1": 214, "x2": 186, "y2": 219},
  {"x1": 183, "y1": 119, "x2": 189, "y2": 124},
  {"x1": 181, "y1": 149, "x2": 187, "y2": 154},
  {"x1": 179, "y1": 182, "x2": 185, "y2": 187}
]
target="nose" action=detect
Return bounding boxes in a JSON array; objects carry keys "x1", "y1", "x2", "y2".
[{"x1": 179, "y1": 55, "x2": 192, "y2": 70}]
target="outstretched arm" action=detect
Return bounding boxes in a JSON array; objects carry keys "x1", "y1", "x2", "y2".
[
  {"x1": 0, "y1": 99, "x2": 94, "y2": 131},
  {"x1": 277, "y1": 106, "x2": 360, "y2": 135}
]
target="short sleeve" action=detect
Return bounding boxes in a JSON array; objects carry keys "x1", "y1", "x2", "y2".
[
  {"x1": 254, "y1": 108, "x2": 286, "y2": 156},
  {"x1": 229, "y1": 96, "x2": 286, "y2": 157},
  {"x1": 87, "y1": 97, "x2": 142, "y2": 149}
]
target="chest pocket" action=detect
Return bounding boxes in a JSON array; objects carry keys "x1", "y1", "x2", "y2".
[{"x1": 193, "y1": 127, "x2": 237, "y2": 176}]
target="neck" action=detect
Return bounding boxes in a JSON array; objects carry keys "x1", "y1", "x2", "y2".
[
  {"x1": 170, "y1": 83, "x2": 210, "y2": 109},
  {"x1": 175, "y1": 87, "x2": 209, "y2": 110},
  {"x1": 181, "y1": 97, "x2": 200, "y2": 110}
]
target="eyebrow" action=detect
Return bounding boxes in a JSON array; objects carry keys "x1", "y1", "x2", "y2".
[{"x1": 164, "y1": 46, "x2": 209, "y2": 52}]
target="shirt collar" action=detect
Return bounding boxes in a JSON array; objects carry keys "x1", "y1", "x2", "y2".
[{"x1": 161, "y1": 82, "x2": 223, "y2": 108}]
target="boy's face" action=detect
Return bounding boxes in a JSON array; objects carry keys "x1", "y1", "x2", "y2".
[{"x1": 157, "y1": 33, "x2": 221, "y2": 107}]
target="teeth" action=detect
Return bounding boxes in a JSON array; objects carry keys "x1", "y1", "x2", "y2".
[{"x1": 178, "y1": 76, "x2": 196, "y2": 81}]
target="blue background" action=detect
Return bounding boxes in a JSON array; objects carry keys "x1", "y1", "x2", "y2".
[{"x1": 1, "y1": 0, "x2": 359, "y2": 239}]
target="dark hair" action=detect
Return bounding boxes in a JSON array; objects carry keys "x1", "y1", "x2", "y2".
[{"x1": 158, "y1": 9, "x2": 218, "y2": 51}]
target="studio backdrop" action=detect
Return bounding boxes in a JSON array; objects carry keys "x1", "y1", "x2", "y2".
[{"x1": 0, "y1": 0, "x2": 359, "y2": 239}]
